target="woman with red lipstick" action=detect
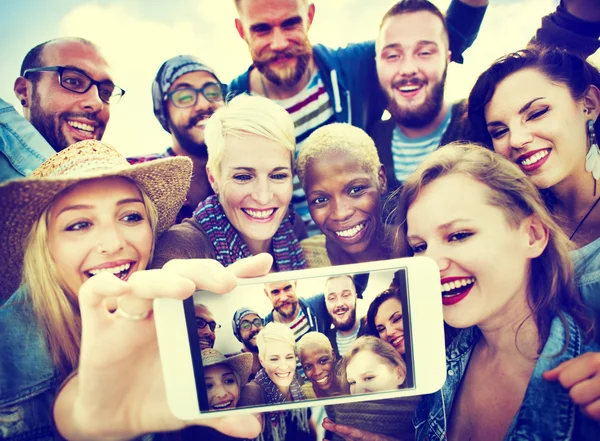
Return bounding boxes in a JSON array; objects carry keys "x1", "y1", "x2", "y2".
[
  {"x1": 393, "y1": 143, "x2": 599, "y2": 440},
  {"x1": 0, "y1": 140, "x2": 193, "y2": 439},
  {"x1": 152, "y1": 94, "x2": 306, "y2": 273},
  {"x1": 296, "y1": 123, "x2": 391, "y2": 267},
  {"x1": 468, "y1": 48, "x2": 600, "y2": 317}
]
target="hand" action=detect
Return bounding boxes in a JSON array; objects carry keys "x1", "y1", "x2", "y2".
[
  {"x1": 54, "y1": 254, "x2": 273, "y2": 441},
  {"x1": 543, "y1": 352, "x2": 600, "y2": 421},
  {"x1": 322, "y1": 417, "x2": 401, "y2": 441}
]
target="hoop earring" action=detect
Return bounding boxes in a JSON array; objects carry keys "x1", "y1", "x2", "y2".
[{"x1": 586, "y1": 119, "x2": 600, "y2": 195}]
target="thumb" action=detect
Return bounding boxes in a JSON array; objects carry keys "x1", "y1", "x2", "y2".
[{"x1": 543, "y1": 361, "x2": 568, "y2": 381}]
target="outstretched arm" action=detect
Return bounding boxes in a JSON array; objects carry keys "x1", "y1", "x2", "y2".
[{"x1": 446, "y1": 0, "x2": 489, "y2": 64}]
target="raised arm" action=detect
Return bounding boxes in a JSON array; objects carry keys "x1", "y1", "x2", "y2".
[{"x1": 446, "y1": 0, "x2": 489, "y2": 63}]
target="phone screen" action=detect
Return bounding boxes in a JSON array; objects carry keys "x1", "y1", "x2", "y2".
[{"x1": 183, "y1": 267, "x2": 415, "y2": 413}]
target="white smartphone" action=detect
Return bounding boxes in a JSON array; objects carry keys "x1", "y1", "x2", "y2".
[{"x1": 154, "y1": 257, "x2": 445, "y2": 420}]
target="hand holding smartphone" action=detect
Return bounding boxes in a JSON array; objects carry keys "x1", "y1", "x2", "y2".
[{"x1": 154, "y1": 257, "x2": 446, "y2": 420}]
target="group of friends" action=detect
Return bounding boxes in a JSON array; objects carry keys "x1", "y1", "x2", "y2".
[{"x1": 0, "y1": 0, "x2": 599, "y2": 440}]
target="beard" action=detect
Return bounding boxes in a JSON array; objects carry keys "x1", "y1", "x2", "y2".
[
  {"x1": 252, "y1": 42, "x2": 313, "y2": 88},
  {"x1": 29, "y1": 88, "x2": 104, "y2": 152},
  {"x1": 275, "y1": 300, "x2": 299, "y2": 320},
  {"x1": 242, "y1": 330, "x2": 260, "y2": 353},
  {"x1": 332, "y1": 306, "x2": 357, "y2": 332},
  {"x1": 386, "y1": 67, "x2": 447, "y2": 129},
  {"x1": 169, "y1": 111, "x2": 214, "y2": 158}
]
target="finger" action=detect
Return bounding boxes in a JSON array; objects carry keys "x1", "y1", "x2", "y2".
[
  {"x1": 228, "y1": 253, "x2": 273, "y2": 278},
  {"x1": 543, "y1": 357, "x2": 577, "y2": 381},
  {"x1": 583, "y1": 398, "x2": 600, "y2": 421},
  {"x1": 162, "y1": 259, "x2": 238, "y2": 294},
  {"x1": 555, "y1": 353, "x2": 600, "y2": 389},
  {"x1": 78, "y1": 273, "x2": 132, "y2": 325},
  {"x1": 569, "y1": 374, "x2": 600, "y2": 406},
  {"x1": 116, "y1": 294, "x2": 153, "y2": 318}
]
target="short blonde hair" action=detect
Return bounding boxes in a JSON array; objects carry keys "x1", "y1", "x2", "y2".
[
  {"x1": 256, "y1": 322, "x2": 296, "y2": 356},
  {"x1": 296, "y1": 123, "x2": 382, "y2": 188},
  {"x1": 22, "y1": 183, "x2": 158, "y2": 375},
  {"x1": 296, "y1": 331, "x2": 334, "y2": 361},
  {"x1": 204, "y1": 94, "x2": 296, "y2": 180}
]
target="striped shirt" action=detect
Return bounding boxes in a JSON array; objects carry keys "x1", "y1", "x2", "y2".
[
  {"x1": 272, "y1": 70, "x2": 335, "y2": 236},
  {"x1": 287, "y1": 308, "x2": 311, "y2": 380},
  {"x1": 335, "y1": 323, "x2": 360, "y2": 357},
  {"x1": 391, "y1": 104, "x2": 453, "y2": 183}
]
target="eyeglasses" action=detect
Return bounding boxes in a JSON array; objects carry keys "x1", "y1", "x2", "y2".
[
  {"x1": 240, "y1": 318, "x2": 263, "y2": 331},
  {"x1": 23, "y1": 66, "x2": 126, "y2": 104},
  {"x1": 166, "y1": 82, "x2": 225, "y2": 108},
  {"x1": 196, "y1": 317, "x2": 221, "y2": 332}
]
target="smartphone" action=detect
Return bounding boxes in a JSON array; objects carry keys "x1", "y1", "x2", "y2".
[{"x1": 154, "y1": 257, "x2": 445, "y2": 420}]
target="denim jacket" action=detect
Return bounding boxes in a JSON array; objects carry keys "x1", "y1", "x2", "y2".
[
  {"x1": 571, "y1": 238, "x2": 600, "y2": 342},
  {"x1": 0, "y1": 98, "x2": 55, "y2": 184},
  {"x1": 0, "y1": 286, "x2": 63, "y2": 440},
  {"x1": 414, "y1": 314, "x2": 600, "y2": 441}
]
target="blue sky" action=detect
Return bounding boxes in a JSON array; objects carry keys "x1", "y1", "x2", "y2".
[{"x1": 1, "y1": 0, "x2": 584, "y2": 156}]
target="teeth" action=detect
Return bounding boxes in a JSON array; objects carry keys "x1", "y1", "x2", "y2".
[
  {"x1": 391, "y1": 336, "x2": 403, "y2": 346},
  {"x1": 441, "y1": 278, "x2": 475, "y2": 293},
  {"x1": 316, "y1": 376, "x2": 329, "y2": 384},
  {"x1": 88, "y1": 263, "x2": 131, "y2": 276},
  {"x1": 335, "y1": 222, "x2": 365, "y2": 238},
  {"x1": 68, "y1": 121, "x2": 94, "y2": 132},
  {"x1": 520, "y1": 150, "x2": 549, "y2": 166},
  {"x1": 244, "y1": 208, "x2": 275, "y2": 219},
  {"x1": 212, "y1": 401, "x2": 232, "y2": 409},
  {"x1": 275, "y1": 372, "x2": 290, "y2": 378},
  {"x1": 399, "y1": 85, "x2": 420, "y2": 92}
]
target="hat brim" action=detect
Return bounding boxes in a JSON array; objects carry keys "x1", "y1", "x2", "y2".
[
  {"x1": 0, "y1": 156, "x2": 192, "y2": 302},
  {"x1": 204, "y1": 352, "x2": 254, "y2": 386}
]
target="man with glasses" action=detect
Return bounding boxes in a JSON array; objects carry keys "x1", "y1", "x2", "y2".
[
  {"x1": 231, "y1": 307, "x2": 264, "y2": 380},
  {"x1": 2, "y1": 37, "x2": 122, "y2": 183},
  {"x1": 128, "y1": 55, "x2": 226, "y2": 224},
  {"x1": 195, "y1": 303, "x2": 220, "y2": 350}
]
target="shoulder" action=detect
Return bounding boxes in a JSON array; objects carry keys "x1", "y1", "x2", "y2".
[
  {"x1": 151, "y1": 219, "x2": 215, "y2": 269},
  {"x1": 300, "y1": 235, "x2": 331, "y2": 268},
  {"x1": 302, "y1": 382, "x2": 317, "y2": 400},
  {"x1": 228, "y1": 67, "x2": 252, "y2": 96},
  {"x1": 239, "y1": 380, "x2": 265, "y2": 406}
]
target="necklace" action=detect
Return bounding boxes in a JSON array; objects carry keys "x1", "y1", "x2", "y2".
[{"x1": 569, "y1": 196, "x2": 600, "y2": 241}]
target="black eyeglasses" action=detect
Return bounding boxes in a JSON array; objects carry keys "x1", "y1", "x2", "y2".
[
  {"x1": 166, "y1": 82, "x2": 225, "y2": 108},
  {"x1": 240, "y1": 318, "x2": 263, "y2": 331},
  {"x1": 196, "y1": 317, "x2": 221, "y2": 332},
  {"x1": 23, "y1": 66, "x2": 125, "y2": 104}
]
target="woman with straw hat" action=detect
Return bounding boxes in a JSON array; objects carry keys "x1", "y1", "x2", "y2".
[
  {"x1": 0, "y1": 139, "x2": 271, "y2": 440},
  {"x1": 201, "y1": 348, "x2": 252, "y2": 412}
]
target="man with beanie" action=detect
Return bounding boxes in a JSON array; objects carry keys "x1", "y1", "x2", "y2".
[
  {"x1": 128, "y1": 55, "x2": 226, "y2": 223},
  {"x1": 231, "y1": 307, "x2": 264, "y2": 381}
]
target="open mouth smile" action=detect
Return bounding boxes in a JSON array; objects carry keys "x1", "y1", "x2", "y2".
[
  {"x1": 275, "y1": 372, "x2": 291, "y2": 379},
  {"x1": 242, "y1": 208, "x2": 277, "y2": 221},
  {"x1": 86, "y1": 262, "x2": 134, "y2": 280},
  {"x1": 334, "y1": 221, "x2": 368, "y2": 239},
  {"x1": 516, "y1": 149, "x2": 551, "y2": 172},
  {"x1": 441, "y1": 277, "x2": 475, "y2": 306},
  {"x1": 315, "y1": 374, "x2": 330, "y2": 385},
  {"x1": 389, "y1": 335, "x2": 404, "y2": 349},
  {"x1": 211, "y1": 400, "x2": 234, "y2": 410}
]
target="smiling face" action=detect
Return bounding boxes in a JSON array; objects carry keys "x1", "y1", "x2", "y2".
[
  {"x1": 235, "y1": 0, "x2": 314, "y2": 88},
  {"x1": 346, "y1": 350, "x2": 405, "y2": 395},
  {"x1": 24, "y1": 40, "x2": 112, "y2": 152},
  {"x1": 166, "y1": 70, "x2": 224, "y2": 157},
  {"x1": 207, "y1": 134, "x2": 293, "y2": 253},
  {"x1": 204, "y1": 364, "x2": 241, "y2": 411},
  {"x1": 259, "y1": 340, "x2": 297, "y2": 389},
  {"x1": 264, "y1": 280, "x2": 299, "y2": 321},
  {"x1": 484, "y1": 68, "x2": 593, "y2": 190},
  {"x1": 47, "y1": 177, "x2": 152, "y2": 297},
  {"x1": 325, "y1": 276, "x2": 358, "y2": 332},
  {"x1": 376, "y1": 11, "x2": 450, "y2": 128},
  {"x1": 374, "y1": 297, "x2": 405, "y2": 355},
  {"x1": 195, "y1": 304, "x2": 217, "y2": 350},
  {"x1": 239, "y1": 313, "x2": 264, "y2": 352},
  {"x1": 405, "y1": 173, "x2": 535, "y2": 329},
  {"x1": 300, "y1": 346, "x2": 336, "y2": 394},
  {"x1": 305, "y1": 152, "x2": 385, "y2": 257}
]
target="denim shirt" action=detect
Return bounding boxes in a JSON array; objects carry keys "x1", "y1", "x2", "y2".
[
  {"x1": 0, "y1": 286, "x2": 63, "y2": 440},
  {"x1": 0, "y1": 98, "x2": 55, "y2": 183},
  {"x1": 414, "y1": 314, "x2": 600, "y2": 441},
  {"x1": 571, "y1": 238, "x2": 600, "y2": 342}
]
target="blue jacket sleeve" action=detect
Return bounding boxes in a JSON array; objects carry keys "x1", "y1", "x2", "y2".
[{"x1": 445, "y1": 0, "x2": 488, "y2": 64}]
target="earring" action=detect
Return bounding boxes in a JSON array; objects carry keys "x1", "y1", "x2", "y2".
[
  {"x1": 585, "y1": 119, "x2": 600, "y2": 195},
  {"x1": 20, "y1": 99, "x2": 26, "y2": 106}
]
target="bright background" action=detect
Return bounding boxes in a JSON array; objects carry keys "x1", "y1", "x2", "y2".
[{"x1": 2, "y1": 0, "x2": 599, "y2": 157}]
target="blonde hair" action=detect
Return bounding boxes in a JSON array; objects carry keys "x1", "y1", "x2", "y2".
[
  {"x1": 256, "y1": 322, "x2": 296, "y2": 356},
  {"x1": 204, "y1": 94, "x2": 296, "y2": 180},
  {"x1": 296, "y1": 331, "x2": 334, "y2": 361},
  {"x1": 22, "y1": 181, "x2": 158, "y2": 375},
  {"x1": 340, "y1": 336, "x2": 406, "y2": 387},
  {"x1": 390, "y1": 143, "x2": 593, "y2": 345},
  {"x1": 296, "y1": 123, "x2": 382, "y2": 188}
]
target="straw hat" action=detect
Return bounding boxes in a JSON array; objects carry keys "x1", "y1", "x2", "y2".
[
  {"x1": 0, "y1": 140, "x2": 192, "y2": 302},
  {"x1": 201, "y1": 348, "x2": 253, "y2": 386}
]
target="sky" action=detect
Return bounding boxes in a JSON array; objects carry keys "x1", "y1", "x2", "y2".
[{"x1": 2, "y1": 0, "x2": 597, "y2": 157}]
